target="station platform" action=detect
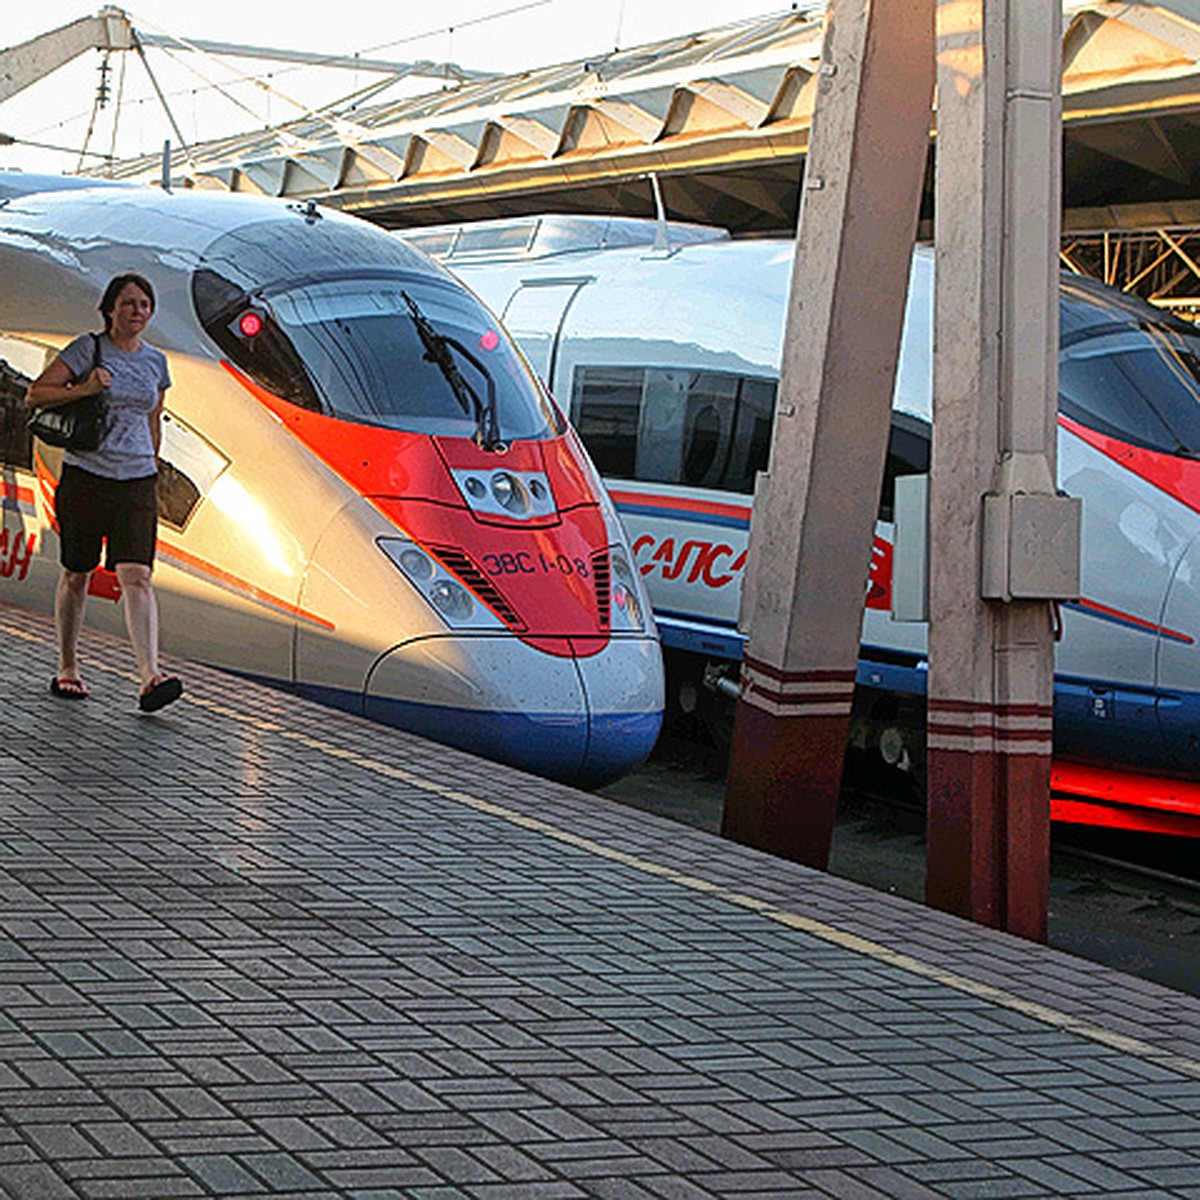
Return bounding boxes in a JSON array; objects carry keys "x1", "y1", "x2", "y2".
[{"x1": 1, "y1": 601, "x2": 1199, "y2": 1200}]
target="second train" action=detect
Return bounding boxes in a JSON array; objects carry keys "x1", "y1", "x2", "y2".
[{"x1": 406, "y1": 214, "x2": 1200, "y2": 835}]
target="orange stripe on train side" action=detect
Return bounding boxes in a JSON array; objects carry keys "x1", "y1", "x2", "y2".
[{"x1": 157, "y1": 539, "x2": 336, "y2": 631}]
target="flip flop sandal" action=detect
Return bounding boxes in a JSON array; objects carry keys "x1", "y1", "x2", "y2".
[
  {"x1": 50, "y1": 677, "x2": 89, "y2": 700},
  {"x1": 138, "y1": 676, "x2": 183, "y2": 713}
]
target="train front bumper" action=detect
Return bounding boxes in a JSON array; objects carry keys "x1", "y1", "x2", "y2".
[{"x1": 362, "y1": 633, "x2": 663, "y2": 786}]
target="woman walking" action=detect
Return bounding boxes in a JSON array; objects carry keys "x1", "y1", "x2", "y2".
[{"x1": 27, "y1": 272, "x2": 183, "y2": 712}]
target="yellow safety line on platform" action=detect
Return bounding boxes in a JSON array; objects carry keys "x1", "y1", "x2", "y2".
[
  {"x1": 14, "y1": 632, "x2": 1194, "y2": 1085},
  {"x1": 166, "y1": 690, "x2": 1200, "y2": 1082}
]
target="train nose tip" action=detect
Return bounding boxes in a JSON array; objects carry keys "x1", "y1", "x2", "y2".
[
  {"x1": 574, "y1": 637, "x2": 665, "y2": 787},
  {"x1": 576, "y1": 707, "x2": 664, "y2": 788},
  {"x1": 364, "y1": 634, "x2": 663, "y2": 786}
]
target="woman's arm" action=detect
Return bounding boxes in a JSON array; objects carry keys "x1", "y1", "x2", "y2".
[
  {"x1": 26, "y1": 356, "x2": 110, "y2": 410},
  {"x1": 150, "y1": 393, "x2": 165, "y2": 457}
]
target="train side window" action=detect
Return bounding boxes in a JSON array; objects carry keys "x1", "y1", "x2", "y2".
[
  {"x1": 726, "y1": 377, "x2": 776, "y2": 494},
  {"x1": 0, "y1": 337, "x2": 46, "y2": 470},
  {"x1": 637, "y1": 370, "x2": 689, "y2": 484},
  {"x1": 573, "y1": 365, "x2": 777, "y2": 494},
  {"x1": 573, "y1": 366, "x2": 644, "y2": 478},
  {"x1": 157, "y1": 411, "x2": 229, "y2": 531},
  {"x1": 682, "y1": 374, "x2": 738, "y2": 487},
  {"x1": 880, "y1": 411, "x2": 931, "y2": 522},
  {"x1": 683, "y1": 404, "x2": 722, "y2": 484}
]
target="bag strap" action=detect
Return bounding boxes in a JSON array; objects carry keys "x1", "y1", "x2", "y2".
[{"x1": 92, "y1": 332, "x2": 103, "y2": 371}]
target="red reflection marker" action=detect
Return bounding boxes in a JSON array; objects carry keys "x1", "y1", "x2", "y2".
[
  {"x1": 480, "y1": 329, "x2": 500, "y2": 352},
  {"x1": 239, "y1": 311, "x2": 264, "y2": 338}
]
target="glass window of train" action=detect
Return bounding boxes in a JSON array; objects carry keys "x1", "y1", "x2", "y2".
[
  {"x1": 156, "y1": 412, "x2": 229, "y2": 531},
  {"x1": 637, "y1": 370, "x2": 689, "y2": 484},
  {"x1": 724, "y1": 377, "x2": 777, "y2": 494},
  {"x1": 193, "y1": 267, "x2": 323, "y2": 413},
  {"x1": 272, "y1": 279, "x2": 559, "y2": 440},
  {"x1": 1058, "y1": 324, "x2": 1200, "y2": 454},
  {"x1": 879, "y1": 412, "x2": 931, "y2": 522},
  {"x1": 572, "y1": 366, "x2": 643, "y2": 478},
  {"x1": 682, "y1": 373, "x2": 738, "y2": 487},
  {"x1": 0, "y1": 337, "x2": 46, "y2": 470}
]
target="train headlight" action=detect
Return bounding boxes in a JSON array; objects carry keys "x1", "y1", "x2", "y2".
[
  {"x1": 378, "y1": 538, "x2": 501, "y2": 630},
  {"x1": 398, "y1": 547, "x2": 434, "y2": 581},
  {"x1": 610, "y1": 547, "x2": 647, "y2": 632},
  {"x1": 429, "y1": 578, "x2": 474, "y2": 621},
  {"x1": 491, "y1": 471, "x2": 528, "y2": 514},
  {"x1": 452, "y1": 468, "x2": 556, "y2": 520}
]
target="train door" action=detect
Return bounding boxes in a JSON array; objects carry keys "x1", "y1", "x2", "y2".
[
  {"x1": 1155, "y1": 533, "x2": 1200, "y2": 772},
  {"x1": 499, "y1": 279, "x2": 591, "y2": 396}
]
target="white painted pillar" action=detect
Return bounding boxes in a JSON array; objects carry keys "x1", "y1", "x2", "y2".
[
  {"x1": 926, "y1": 0, "x2": 1077, "y2": 940},
  {"x1": 723, "y1": 0, "x2": 935, "y2": 867}
]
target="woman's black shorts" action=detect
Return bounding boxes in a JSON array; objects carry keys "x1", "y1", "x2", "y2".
[{"x1": 56, "y1": 465, "x2": 159, "y2": 573}]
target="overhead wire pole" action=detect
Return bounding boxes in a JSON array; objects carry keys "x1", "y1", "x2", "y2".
[{"x1": 721, "y1": 0, "x2": 936, "y2": 868}]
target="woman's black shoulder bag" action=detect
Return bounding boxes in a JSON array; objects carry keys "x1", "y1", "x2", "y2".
[{"x1": 27, "y1": 333, "x2": 109, "y2": 452}]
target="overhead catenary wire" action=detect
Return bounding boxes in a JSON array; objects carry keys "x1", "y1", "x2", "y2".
[{"x1": 4, "y1": 0, "x2": 775, "y2": 172}]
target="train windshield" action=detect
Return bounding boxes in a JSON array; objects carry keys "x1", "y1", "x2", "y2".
[
  {"x1": 1060, "y1": 284, "x2": 1200, "y2": 456},
  {"x1": 193, "y1": 217, "x2": 562, "y2": 442}
]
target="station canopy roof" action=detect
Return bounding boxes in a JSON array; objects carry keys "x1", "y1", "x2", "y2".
[{"x1": 91, "y1": 1, "x2": 1200, "y2": 237}]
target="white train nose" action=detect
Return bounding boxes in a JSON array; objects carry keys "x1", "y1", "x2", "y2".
[
  {"x1": 572, "y1": 636, "x2": 664, "y2": 785},
  {"x1": 363, "y1": 633, "x2": 661, "y2": 784}
]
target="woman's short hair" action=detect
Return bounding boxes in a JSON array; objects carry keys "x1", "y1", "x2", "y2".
[{"x1": 98, "y1": 273, "x2": 156, "y2": 333}]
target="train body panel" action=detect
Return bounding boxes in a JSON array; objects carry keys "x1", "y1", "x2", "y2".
[
  {"x1": 408, "y1": 215, "x2": 1200, "y2": 825},
  {"x1": 0, "y1": 182, "x2": 662, "y2": 787}
]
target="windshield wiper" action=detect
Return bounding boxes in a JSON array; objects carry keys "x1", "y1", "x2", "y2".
[{"x1": 402, "y1": 292, "x2": 504, "y2": 452}]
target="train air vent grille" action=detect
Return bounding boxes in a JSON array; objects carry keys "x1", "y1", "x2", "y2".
[
  {"x1": 592, "y1": 549, "x2": 611, "y2": 630},
  {"x1": 428, "y1": 545, "x2": 527, "y2": 631}
]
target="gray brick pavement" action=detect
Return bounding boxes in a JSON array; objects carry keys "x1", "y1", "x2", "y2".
[{"x1": 0, "y1": 602, "x2": 1198, "y2": 1198}]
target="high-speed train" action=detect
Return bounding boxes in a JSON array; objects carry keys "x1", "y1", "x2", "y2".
[
  {"x1": 0, "y1": 178, "x2": 663, "y2": 786},
  {"x1": 405, "y1": 213, "x2": 1200, "y2": 836}
]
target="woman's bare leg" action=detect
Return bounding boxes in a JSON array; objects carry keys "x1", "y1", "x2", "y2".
[
  {"x1": 115, "y1": 562, "x2": 160, "y2": 688},
  {"x1": 55, "y1": 568, "x2": 91, "y2": 682}
]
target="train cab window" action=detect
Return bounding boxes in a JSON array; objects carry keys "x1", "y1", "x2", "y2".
[
  {"x1": 194, "y1": 268, "x2": 321, "y2": 413},
  {"x1": 1059, "y1": 322, "x2": 1200, "y2": 455},
  {"x1": 193, "y1": 219, "x2": 561, "y2": 443},
  {"x1": 0, "y1": 337, "x2": 46, "y2": 470},
  {"x1": 1059, "y1": 279, "x2": 1200, "y2": 456}
]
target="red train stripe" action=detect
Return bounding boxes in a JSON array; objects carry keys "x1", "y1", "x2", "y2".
[
  {"x1": 1062, "y1": 413, "x2": 1200, "y2": 515},
  {"x1": 607, "y1": 488, "x2": 752, "y2": 523},
  {"x1": 158, "y1": 540, "x2": 336, "y2": 630}
]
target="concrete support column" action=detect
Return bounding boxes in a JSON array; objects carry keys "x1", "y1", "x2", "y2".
[
  {"x1": 722, "y1": 0, "x2": 935, "y2": 868},
  {"x1": 926, "y1": 0, "x2": 1072, "y2": 940}
]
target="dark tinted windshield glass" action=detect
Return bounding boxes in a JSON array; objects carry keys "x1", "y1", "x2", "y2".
[
  {"x1": 1060, "y1": 280, "x2": 1200, "y2": 455},
  {"x1": 193, "y1": 217, "x2": 561, "y2": 441}
]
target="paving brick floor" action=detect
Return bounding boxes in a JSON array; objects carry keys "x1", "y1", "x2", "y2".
[{"x1": 0, "y1": 601, "x2": 1198, "y2": 1198}]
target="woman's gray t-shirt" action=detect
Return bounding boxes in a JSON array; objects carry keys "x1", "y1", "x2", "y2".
[{"x1": 57, "y1": 333, "x2": 171, "y2": 481}]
